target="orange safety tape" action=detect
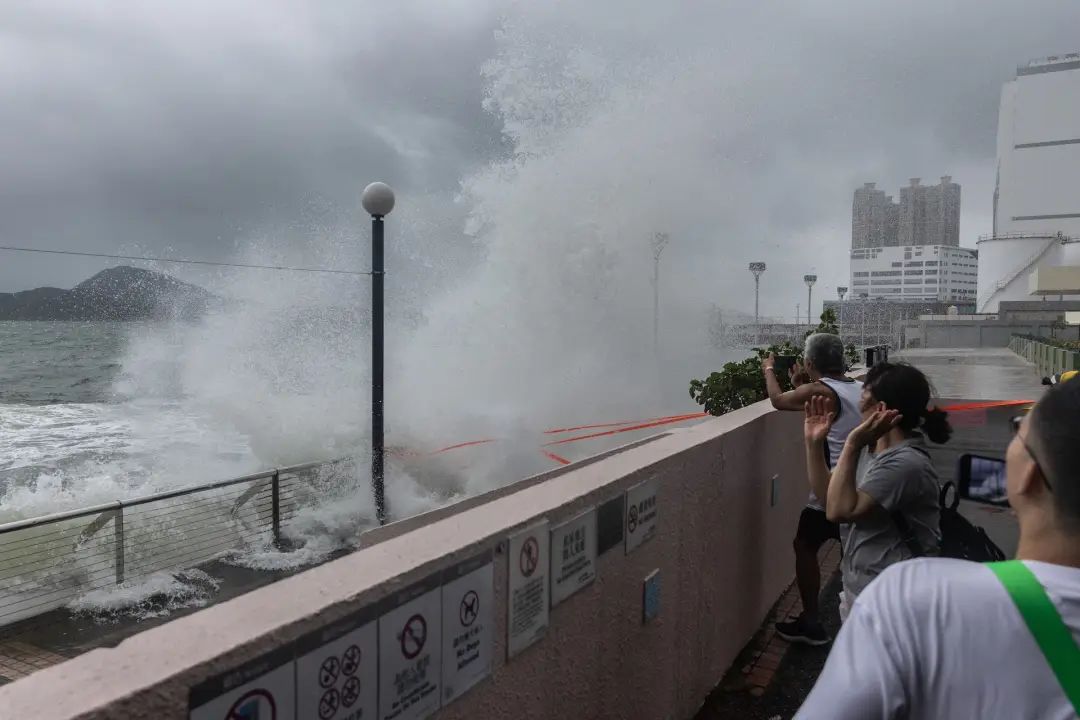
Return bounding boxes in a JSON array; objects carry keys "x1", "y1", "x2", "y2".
[
  {"x1": 429, "y1": 400, "x2": 1034, "y2": 460},
  {"x1": 544, "y1": 419, "x2": 643, "y2": 434},
  {"x1": 429, "y1": 413, "x2": 706, "y2": 454},
  {"x1": 939, "y1": 400, "x2": 1034, "y2": 413},
  {"x1": 544, "y1": 412, "x2": 706, "y2": 435},
  {"x1": 541, "y1": 450, "x2": 572, "y2": 465},
  {"x1": 430, "y1": 438, "x2": 498, "y2": 455},
  {"x1": 544, "y1": 413, "x2": 706, "y2": 447}
]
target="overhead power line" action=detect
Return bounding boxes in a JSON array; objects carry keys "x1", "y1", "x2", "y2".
[{"x1": 0, "y1": 244, "x2": 372, "y2": 276}]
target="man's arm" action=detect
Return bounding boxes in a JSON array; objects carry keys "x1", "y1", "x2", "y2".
[{"x1": 763, "y1": 355, "x2": 822, "y2": 410}]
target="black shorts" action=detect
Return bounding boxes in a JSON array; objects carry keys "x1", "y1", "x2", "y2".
[{"x1": 795, "y1": 506, "x2": 840, "y2": 549}]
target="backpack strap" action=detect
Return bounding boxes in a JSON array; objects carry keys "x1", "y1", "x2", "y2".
[
  {"x1": 988, "y1": 561, "x2": 1080, "y2": 714},
  {"x1": 890, "y1": 511, "x2": 924, "y2": 558}
]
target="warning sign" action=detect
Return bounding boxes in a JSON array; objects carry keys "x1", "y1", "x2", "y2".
[
  {"x1": 295, "y1": 606, "x2": 377, "y2": 720},
  {"x1": 378, "y1": 578, "x2": 442, "y2": 720},
  {"x1": 188, "y1": 645, "x2": 296, "y2": 720},
  {"x1": 549, "y1": 508, "x2": 597, "y2": 607},
  {"x1": 520, "y1": 536, "x2": 539, "y2": 577},
  {"x1": 440, "y1": 554, "x2": 494, "y2": 704},
  {"x1": 507, "y1": 521, "x2": 549, "y2": 659},
  {"x1": 400, "y1": 614, "x2": 427, "y2": 660},
  {"x1": 625, "y1": 479, "x2": 659, "y2": 554}
]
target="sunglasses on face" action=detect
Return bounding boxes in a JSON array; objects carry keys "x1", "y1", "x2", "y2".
[{"x1": 1011, "y1": 415, "x2": 1054, "y2": 492}]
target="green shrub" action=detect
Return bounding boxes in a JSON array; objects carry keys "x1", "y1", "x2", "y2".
[{"x1": 689, "y1": 308, "x2": 859, "y2": 417}]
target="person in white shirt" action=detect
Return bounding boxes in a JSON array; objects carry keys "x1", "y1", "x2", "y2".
[{"x1": 796, "y1": 379, "x2": 1080, "y2": 719}]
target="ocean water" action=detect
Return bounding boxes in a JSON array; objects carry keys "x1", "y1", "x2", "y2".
[
  {"x1": 0, "y1": 321, "x2": 267, "y2": 520},
  {"x1": 0, "y1": 321, "x2": 125, "y2": 405}
]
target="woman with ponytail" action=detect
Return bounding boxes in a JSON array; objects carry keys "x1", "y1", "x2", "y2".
[{"x1": 803, "y1": 362, "x2": 950, "y2": 619}]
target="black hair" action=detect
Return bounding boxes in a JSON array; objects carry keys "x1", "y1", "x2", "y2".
[
  {"x1": 1028, "y1": 380, "x2": 1080, "y2": 531},
  {"x1": 863, "y1": 362, "x2": 952, "y2": 444}
]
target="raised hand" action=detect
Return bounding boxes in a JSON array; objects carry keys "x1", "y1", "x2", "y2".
[
  {"x1": 803, "y1": 394, "x2": 835, "y2": 445},
  {"x1": 849, "y1": 402, "x2": 902, "y2": 447},
  {"x1": 789, "y1": 359, "x2": 806, "y2": 387}
]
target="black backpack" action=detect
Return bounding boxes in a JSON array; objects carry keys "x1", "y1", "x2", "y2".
[{"x1": 892, "y1": 481, "x2": 1006, "y2": 562}]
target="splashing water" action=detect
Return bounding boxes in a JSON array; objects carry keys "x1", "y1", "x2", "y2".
[{"x1": 3, "y1": 6, "x2": 798, "y2": 617}]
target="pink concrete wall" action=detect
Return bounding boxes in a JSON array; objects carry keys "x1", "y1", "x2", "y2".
[{"x1": 0, "y1": 403, "x2": 807, "y2": 720}]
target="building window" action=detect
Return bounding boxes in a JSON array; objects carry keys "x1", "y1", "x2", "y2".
[
  {"x1": 905, "y1": 261, "x2": 924, "y2": 267},
  {"x1": 871, "y1": 271, "x2": 902, "y2": 277},
  {"x1": 892, "y1": 262, "x2": 903, "y2": 268},
  {"x1": 906, "y1": 270, "x2": 924, "y2": 276},
  {"x1": 854, "y1": 272, "x2": 869, "y2": 277}
]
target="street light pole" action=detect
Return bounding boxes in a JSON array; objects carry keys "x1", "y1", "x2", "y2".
[
  {"x1": 362, "y1": 182, "x2": 395, "y2": 526},
  {"x1": 652, "y1": 233, "x2": 670, "y2": 354},
  {"x1": 803, "y1": 274, "x2": 817, "y2": 326},
  {"x1": 837, "y1": 286, "x2": 848, "y2": 338},
  {"x1": 749, "y1": 262, "x2": 766, "y2": 345},
  {"x1": 861, "y1": 294, "x2": 868, "y2": 348}
]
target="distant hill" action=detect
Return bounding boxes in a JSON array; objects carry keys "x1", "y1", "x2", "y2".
[{"x1": 0, "y1": 266, "x2": 218, "y2": 321}]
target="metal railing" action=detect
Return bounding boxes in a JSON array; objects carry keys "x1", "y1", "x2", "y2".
[{"x1": 0, "y1": 458, "x2": 355, "y2": 628}]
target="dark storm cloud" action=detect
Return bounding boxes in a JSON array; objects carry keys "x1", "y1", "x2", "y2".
[
  {"x1": 0, "y1": 1, "x2": 502, "y2": 290},
  {"x1": 1, "y1": 0, "x2": 1079, "y2": 311}
]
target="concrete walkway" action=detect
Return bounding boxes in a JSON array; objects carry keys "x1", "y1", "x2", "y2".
[{"x1": 895, "y1": 348, "x2": 1045, "y2": 401}]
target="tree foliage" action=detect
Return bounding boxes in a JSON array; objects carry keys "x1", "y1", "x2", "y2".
[{"x1": 689, "y1": 308, "x2": 860, "y2": 417}]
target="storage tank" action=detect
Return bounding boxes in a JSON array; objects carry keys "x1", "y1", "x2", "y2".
[{"x1": 980, "y1": 54, "x2": 1080, "y2": 311}]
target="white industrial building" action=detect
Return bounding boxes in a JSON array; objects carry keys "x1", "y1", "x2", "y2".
[
  {"x1": 979, "y1": 53, "x2": 1080, "y2": 312},
  {"x1": 850, "y1": 245, "x2": 978, "y2": 302}
]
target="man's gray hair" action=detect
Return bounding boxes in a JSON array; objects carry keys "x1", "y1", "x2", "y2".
[{"x1": 804, "y1": 333, "x2": 846, "y2": 374}]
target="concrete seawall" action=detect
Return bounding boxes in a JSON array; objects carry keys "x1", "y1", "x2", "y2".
[{"x1": 0, "y1": 403, "x2": 808, "y2": 720}]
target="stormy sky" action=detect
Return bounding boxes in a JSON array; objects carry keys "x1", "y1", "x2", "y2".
[{"x1": 2, "y1": 0, "x2": 1080, "y2": 319}]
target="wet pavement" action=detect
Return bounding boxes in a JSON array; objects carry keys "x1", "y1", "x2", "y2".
[{"x1": 895, "y1": 347, "x2": 1046, "y2": 401}]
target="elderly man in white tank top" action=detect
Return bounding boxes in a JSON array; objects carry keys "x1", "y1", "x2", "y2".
[{"x1": 762, "y1": 333, "x2": 862, "y2": 645}]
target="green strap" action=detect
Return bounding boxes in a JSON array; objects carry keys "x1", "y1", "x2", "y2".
[{"x1": 988, "y1": 561, "x2": 1080, "y2": 713}]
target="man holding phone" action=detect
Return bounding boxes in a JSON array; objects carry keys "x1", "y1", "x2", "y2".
[{"x1": 763, "y1": 333, "x2": 862, "y2": 645}]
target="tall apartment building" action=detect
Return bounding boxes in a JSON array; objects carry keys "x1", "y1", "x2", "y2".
[
  {"x1": 851, "y1": 183, "x2": 899, "y2": 248},
  {"x1": 884, "y1": 199, "x2": 900, "y2": 249},
  {"x1": 899, "y1": 177, "x2": 961, "y2": 246},
  {"x1": 855, "y1": 176, "x2": 959, "y2": 249}
]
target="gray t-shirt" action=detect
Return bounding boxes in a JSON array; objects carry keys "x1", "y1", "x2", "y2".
[{"x1": 840, "y1": 435, "x2": 941, "y2": 598}]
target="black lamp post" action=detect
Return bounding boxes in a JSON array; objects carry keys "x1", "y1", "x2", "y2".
[{"x1": 362, "y1": 182, "x2": 395, "y2": 525}]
